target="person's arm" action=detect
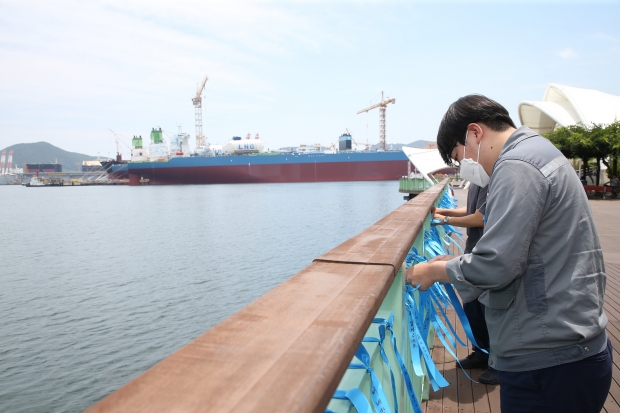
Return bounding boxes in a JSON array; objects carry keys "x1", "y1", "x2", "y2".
[
  {"x1": 434, "y1": 209, "x2": 484, "y2": 228},
  {"x1": 406, "y1": 255, "x2": 452, "y2": 290},
  {"x1": 435, "y1": 186, "x2": 487, "y2": 227},
  {"x1": 409, "y1": 160, "x2": 548, "y2": 300},
  {"x1": 433, "y1": 206, "x2": 467, "y2": 218}
]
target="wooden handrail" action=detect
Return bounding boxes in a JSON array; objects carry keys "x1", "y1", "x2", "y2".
[{"x1": 85, "y1": 180, "x2": 447, "y2": 413}]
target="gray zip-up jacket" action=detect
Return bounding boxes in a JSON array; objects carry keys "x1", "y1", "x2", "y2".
[{"x1": 446, "y1": 126, "x2": 608, "y2": 372}]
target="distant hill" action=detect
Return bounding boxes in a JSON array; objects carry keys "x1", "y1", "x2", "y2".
[
  {"x1": 367, "y1": 140, "x2": 436, "y2": 151},
  {"x1": 1, "y1": 142, "x2": 97, "y2": 172},
  {"x1": 405, "y1": 140, "x2": 436, "y2": 149}
]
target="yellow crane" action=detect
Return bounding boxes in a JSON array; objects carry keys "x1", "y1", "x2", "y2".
[{"x1": 357, "y1": 91, "x2": 395, "y2": 151}]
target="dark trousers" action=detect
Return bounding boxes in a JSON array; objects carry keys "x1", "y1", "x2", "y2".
[
  {"x1": 497, "y1": 339, "x2": 613, "y2": 413},
  {"x1": 463, "y1": 299, "x2": 489, "y2": 360}
]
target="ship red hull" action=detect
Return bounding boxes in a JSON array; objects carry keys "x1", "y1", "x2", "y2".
[{"x1": 128, "y1": 160, "x2": 408, "y2": 185}]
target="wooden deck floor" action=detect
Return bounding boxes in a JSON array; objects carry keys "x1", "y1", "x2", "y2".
[{"x1": 423, "y1": 195, "x2": 620, "y2": 413}]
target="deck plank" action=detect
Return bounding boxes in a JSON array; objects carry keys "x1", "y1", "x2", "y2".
[
  {"x1": 426, "y1": 315, "x2": 447, "y2": 413},
  {"x1": 440, "y1": 310, "x2": 459, "y2": 413},
  {"x1": 605, "y1": 396, "x2": 620, "y2": 413},
  {"x1": 471, "y1": 372, "x2": 491, "y2": 413},
  {"x1": 455, "y1": 313, "x2": 475, "y2": 413},
  {"x1": 486, "y1": 382, "x2": 501, "y2": 413},
  {"x1": 426, "y1": 334, "x2": 446, "y2": 413}
]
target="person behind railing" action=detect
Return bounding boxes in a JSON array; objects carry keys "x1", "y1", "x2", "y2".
[
  {"x1": 407, "y1": 94, "x2": 611, "y2": 413},
  {"x1": 432, "y1": 182, "x2": 498, "y2": 385},
  {"x1": 606, "y1": 175, "x2": 619, "y2": 198}
]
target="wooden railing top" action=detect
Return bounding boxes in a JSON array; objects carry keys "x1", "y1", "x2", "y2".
[
  {"x1": 316, "y1": 183, "x2": 445, "y2": 273},
  {"x1": 85, "y1": 180, "x2": 447, "y2": 413}
]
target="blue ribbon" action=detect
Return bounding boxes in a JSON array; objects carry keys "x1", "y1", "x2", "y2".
[
  {"x1": 329, "y1": 388, "x2": 373, "y2": 413},
  {"x1": 363, "y1": 330, "x2": 398, "y2": 413},
  {"x1": 427, "y1": 285, "x2": 467, "y2": 348},
  {"x1": 405, "y1": 188, "x2": 489, "y2": 385},
  {"x1": 386, "y1": 315, "x2": 424, "y2": 413},
  {"x1": 424, "y1": 230, "x2": 443, "y2": 255},
  {"x1": 437, "y1": 189, "x2": 458, "y2": 209},
  {"x1": 405, "y1": 247, "x2": 427, "y2": 269},
  {"x1": 349, "y1": 344, "x2": 393, "y2": 413},
  {"x1": 442, "y1": 282, "x2": 488, "y2": 354},
  {"x1": 330, "y1": 186, "x2": 485, "y2": 413},
  {"x1": 405, "y1": 287, "x2": 449, "y2": 392},
  {"x1": 438, "y1": 224, "x2": 464, "y2": 254},
  {"x1": 422, "y1": 296, "x2": 478, "y2": 382},
  {"x1": 372, "y1": 314, "x2": 424, "y2": 413},
  {"x1": 430, "y1": 218, "x2": 443, "y2": 226}
]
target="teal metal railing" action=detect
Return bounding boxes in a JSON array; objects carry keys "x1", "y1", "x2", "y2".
[{"x1": 326, "y1": 182, "x2": 462, "y2": 413}]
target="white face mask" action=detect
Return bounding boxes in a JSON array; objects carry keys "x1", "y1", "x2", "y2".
[{"x1": 459, "y1": 131, "x2": 490, "y2": 188}]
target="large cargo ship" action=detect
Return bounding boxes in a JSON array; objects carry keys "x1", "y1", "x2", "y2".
[
  {"x1": 118, "y1": 129, "x2": 409, "y2": 185},
  {"x1": 127, "y1": 151, "x2": 408, "y2": 185}
]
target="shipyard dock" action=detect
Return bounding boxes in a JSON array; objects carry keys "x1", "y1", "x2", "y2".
[{"x1": 84, "y1": 183, "x2": 620, "y2": 413}]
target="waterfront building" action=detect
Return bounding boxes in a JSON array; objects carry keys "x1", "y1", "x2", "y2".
[{"x1": 518, "y1": 83, "x2": 620, "y2": 134}]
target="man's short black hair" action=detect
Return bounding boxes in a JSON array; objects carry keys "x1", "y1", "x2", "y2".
[{"x1": 437, "y1": 94, "x2": 517, "y2": 166}]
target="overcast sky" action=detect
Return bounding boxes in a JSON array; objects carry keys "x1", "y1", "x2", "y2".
[{"x1": 1, "y1": 0, "x2": 619, "y2": 158}]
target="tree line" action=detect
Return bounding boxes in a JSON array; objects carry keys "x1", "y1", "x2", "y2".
[{"x1": 543, "y1": 121, "x2": 620, "y2": 186}]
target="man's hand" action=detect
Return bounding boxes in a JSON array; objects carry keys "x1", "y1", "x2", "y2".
[
  {"x1": 428, "y1": 255, "x2": 451, "y2": 263},
  {"x1": 406, "y1": 261, "x2": 451, "y2": 290},
  {"x1": 432, "y1": 207, "x2": 449, "y2": 221}
]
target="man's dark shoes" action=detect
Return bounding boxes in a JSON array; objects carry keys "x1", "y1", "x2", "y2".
[
  {"x1": 456, "y1": 352, "x2": 488, "y2": 369},
  {"x1": 478, "y1": 367, "x2": 500, "y2": 385}
]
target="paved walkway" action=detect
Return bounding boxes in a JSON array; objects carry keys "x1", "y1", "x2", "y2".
[{"x1": 424, "y1": 191, "x2": 619, "y2": 413}]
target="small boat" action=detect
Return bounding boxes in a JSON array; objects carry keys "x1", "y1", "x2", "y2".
[{"x1": 25, "y1": 175, "x2": 47, "y2": 187}]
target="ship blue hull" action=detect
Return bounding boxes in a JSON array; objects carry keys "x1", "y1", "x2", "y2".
[{"x1": 126, "y1": 151, "x2": 409, "y2": 185}]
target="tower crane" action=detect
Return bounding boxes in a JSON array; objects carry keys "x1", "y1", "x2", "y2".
[
  {"x1": 192, "y1": 75, "x2": 209, "y2": 151},
  {"x1": 0, "y1": 150, "x2": 6, "y2": 174},
  {"x1": 6, "y1": 150, "x2": 14, "y2": 173},
  {"x1": 357, "y1": 91, "x2": 395, "y2": 151}
]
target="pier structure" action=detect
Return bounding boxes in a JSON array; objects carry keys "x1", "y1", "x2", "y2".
[
  {"x1": 399, "y1": 176, "x2": 433, "y2": 199},
  {"x1": 85, "y1": 182, "x2": 620, "y2": 413}
]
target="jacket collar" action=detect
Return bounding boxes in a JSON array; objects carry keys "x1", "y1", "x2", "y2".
[{"x1": 499, "y1": 125, "x2": 538, "y2": 157}]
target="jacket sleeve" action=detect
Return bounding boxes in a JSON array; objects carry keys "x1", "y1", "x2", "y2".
[
  {"x1": 475, "y1": 186, "x2": 487, "y2": 211},
  {"x1": 445, "y1": 159, "x2": 550, "y2": 303}
]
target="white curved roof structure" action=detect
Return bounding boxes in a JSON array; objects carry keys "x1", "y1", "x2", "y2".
[
  {"x1": 401, "y1": 147, "x2": 446, "y2": 184},
  {"x1": 519, "y1": 83, "x2": 620, "y2": 134}
]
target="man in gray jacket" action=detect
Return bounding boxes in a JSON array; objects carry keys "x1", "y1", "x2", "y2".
[{"x1": 407, "y1": 95, "x2": 611, "y2": 413}]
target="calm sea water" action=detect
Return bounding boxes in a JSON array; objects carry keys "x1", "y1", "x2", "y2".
[{"x1": 0, "y1": 181, "x2": 406, "y2": 412}]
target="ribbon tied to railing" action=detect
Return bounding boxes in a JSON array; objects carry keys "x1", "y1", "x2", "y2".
[
  {"x1": 419, "y1": 221, "x2": 488, "y2": 356},
  {"x1": 368, "y1": 313, "x2": 424, "y2": 413},
  {"x1": 348, "y1": 343, "x2": 393, "y2": 413},
  {"x1": 326, "y1": 388, "x2": 373, "y2": 413},
  {"x1": 328, "y1": 187, "x2": 488, "y2": 412}
]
